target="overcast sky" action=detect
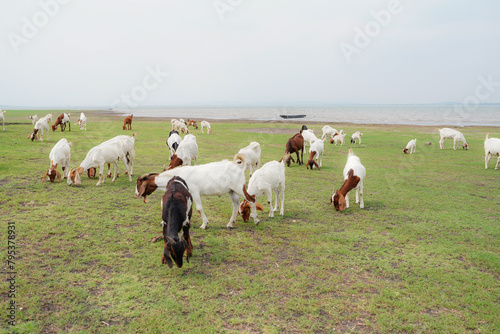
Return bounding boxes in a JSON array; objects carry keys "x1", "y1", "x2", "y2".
[{"x1": 1, "y1": 0, "x2": 499, "y2": 107}]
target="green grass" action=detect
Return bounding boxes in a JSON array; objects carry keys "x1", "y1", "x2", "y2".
[{"x1": 1, "y1": 110, "x2": 499, "y2": 333}]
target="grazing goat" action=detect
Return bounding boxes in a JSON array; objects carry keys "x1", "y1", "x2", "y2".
[
  {"x1": 201, "y1": 121, "x2": 212, "y2": 134},
  {"x1": 403, "y1": 139, "x2": 417, "y2": 154},
  {"x1": 135, "y1": 154, "x2": 255, "y2": 229},
  {"x1": 123, "y1": 115, "x2": 133, "y2": 130},
  {"x1": 236, "y1": 142, "x2": 261, "y2": 176},
  {"x1": 306, "y1": 139, "x2": 324, "y2": 170},
  {"x1": 167, "y1": 134, "x2": 198, "y2": 170},
  {"x1": 0, "y1": 110, "x2": 5, "y2": 131},
  {"x1": 301, "y1": 129, "x2": 319, "y2": 148},
  {"x1": 484, "y1": 134, "x2": 500, "y2": 169},
  {"x1": 43, "y1": 138, "x2": 72, "y2": 182},
  {"x1": 159, "y1": 176, "x2": 193, "y2": 268},
  {"x1": 28, "y1": 115, "x2": 51, "y2": 141},
  {"x1": 28, "y1": 114, "x2": 38, "y2": 125},
  {"x1": 187, "y1": 119, "x2": 198, "y2": 129},
  {"x1": 103, "y1": 134, "x2": 136, "y2": 178},
  {"x1": 166, "y1": 130, "x2": 182, "y2": 160},
  {"x1": 351, "y1": 131, "x2": 363, "y2": 144},
  {"x1": 68, "y1": 138, "x2": 130, "y2": 186},
  {"x1": 280, "y1": 133, "x2": 304, "y2": 166},
  {"x1": 321, "y1": 125, "x2": 339, "y2": 142},
  {"x1": 239, "y1": 160, "x2": 285, "y2": 224},
  {"x1": 439, "y1": 128, "x2": 468, "y2": 150},
  {"x1": 331, "y1": 130, "x2": 346, "y2": 145},
  {"x1": 172, "y1": 119, "x2": 189, "y2": 134},
  {"x1": 52, "y1": 113, "x2": 71, "y2": 132},
  {"x1": 331, "y1": 148, "x2": 366, "y2": 211},
  {"x1": 76, "y1": 112, "x2": 87, "y2": 130}
]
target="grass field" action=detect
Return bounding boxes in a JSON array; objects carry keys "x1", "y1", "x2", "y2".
[{"x1": 1, "y1": 110, "x2": 499, "y2": 333}]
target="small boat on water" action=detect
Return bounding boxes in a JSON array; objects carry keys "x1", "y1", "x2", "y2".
[{"x1": 279, "y1": 114, "x2": 306, "y2": 119}]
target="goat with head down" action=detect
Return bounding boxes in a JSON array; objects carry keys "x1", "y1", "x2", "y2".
[
  {"x1": 160, "y1": 176, "x2": 193, "y2": 268},
  {"x1": 280, "y1": 133, "x2": 304, "y2": 167}
]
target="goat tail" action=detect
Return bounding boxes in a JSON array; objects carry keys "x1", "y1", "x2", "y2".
[{"x1": 242, "y1": 185, "x2": 255, "y2": 203}]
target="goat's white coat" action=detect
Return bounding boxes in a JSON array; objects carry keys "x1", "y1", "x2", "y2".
[
  {"x1": 244, "y1": 160, "x2": 285, "y2": 224},
  {"x1": 175, "y1": 134, "x2": 198, "y2": 166},
  {"x1": 439, "y1": 128, "x2": 468, "y2": 150},
  {"x1": 0, "y1": 110, "x2": 5, "y2": 131},
  {"x1": 136, "y1": 157, "x2": 249, "y2": 229},
  {"x1": 236, "y1": 142, "x2": 261, "y2": 176},
  {"x1": 404, "y1": 139, "x2": 417, "y2": 154},
  {"x1": 31, "y1": 115, "x2": 51, "y2": 141},
  {"x1": 172, "y1": 120, "x2": 189, "y2": 133},
  {"x1": 351, "y1": 131, "x2": 363, "y2": 144},
  {"x1": 301, "y1": 129, "x2": 318, "y2": 147},
  {"x1": 309, "y1": 139, "x2": 325, "y2": 167},
  {"x1": 339, "y1": 150, "x2": 366, "y2": 209},
  {"x1": 48, "y1": 138, "x2": 72, "y2": 179},
  {"x1": 484, "y1": 134, "x2": 500, "y2": 169},
  {"x1": 167, "y1": 131, "x2": 182, "y2": 159},
  {"x1": 201, "y1": 121, "x2": 211, "y2": 134},
  {"x1": 321, "y1": 125, "x2": 339, "y2": 141},
  {"x1": 100, "y1": 134, "x2": 136, "y2": 179},
  {"x1": 77, "y1": 113, "x2": 87, "y2": 130},
  {"x1": 332, "y1": 132, "x2": 346, "y2": 145},
  {"x1": 29, "y1": 114, "x2": 38, "y2": 125}
]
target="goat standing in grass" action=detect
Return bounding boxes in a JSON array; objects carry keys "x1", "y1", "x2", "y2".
[
  {"x1": 306, "y1": 139, "x2": 324, "y2": 170},
  {"x1": 331, "y1": 148, "x2": 366, "y2": 211},
  {"x1": 484, "y1": 134, "x2": 500, "y2": 169},
  {"x1": 439, "y1": 128, "x2": 468, "y2": 150},
  {"x1": 159, "y1": 176, "x2": 193, "y2": 268},
  {"x1": 123, "y1": 115, "x2": 133, "y2": 130},
  {"x1": 403, "y1": 139, "x2": 417, "y2": 154},
  {"x1": 0, "y1": 110, "x2": 5, "y2": 131},
  {"x1": 281, "y1": 133, "x2": 304, "y2": 166},
  {"x1": 43, "y1": 138, "x2": 72, "y2": 182}
]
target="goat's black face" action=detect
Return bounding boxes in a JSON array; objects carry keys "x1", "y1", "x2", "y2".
[{"x1": 163, "y1": 239, "x2": 186, "y2": 268}]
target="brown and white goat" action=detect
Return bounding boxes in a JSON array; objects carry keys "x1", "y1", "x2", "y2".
[
  {"x1": 166, "y1": 134, "x2": 198, "y2": 170},
  {"x1": 187, "y1": 119, "x2": 198, "y2": 129},
  {"x1": 156, "y1": 176, "x2": 193, "y2": 268},
  {"x1": 280, "y1": 133, "x2": 304, "y2": 166},
  {"x1": 52, "y1": 113, "x2": 71, "y2": 132},
  {"x1": 42, "y1": 138, "x2": 72, "y2": 182},
  {"x1": 123, "y1": 115, "x2": 133, "y2": 130},
  {"x1": 306, "y1": 139, "x2": 324, "y2": 170},
  {"x1": 331, "y1": 148, "x2": 366, "y2": 211}
]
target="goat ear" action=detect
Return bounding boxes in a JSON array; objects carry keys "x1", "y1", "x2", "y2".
[
  {"x1": 255, "y1": 203, "x2": 264, "y2": 211},
  {"x1": 42, "y1": 170, "x2": 49, "y2": 181},
  {"x1": 242, "y1": 185, "x2": 255, "y2": 203},
  {"x1": 313, "y1": 161, "x2": 321, "y2": 170}
]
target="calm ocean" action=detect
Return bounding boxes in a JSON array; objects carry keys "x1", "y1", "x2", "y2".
[{"x1": 112, "y1": 105, "x2": 500, "y2": 127}]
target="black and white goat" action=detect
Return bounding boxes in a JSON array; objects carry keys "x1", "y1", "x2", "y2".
[{"x1": 159, "y1": 176, "x2": 193, "y2": 268}]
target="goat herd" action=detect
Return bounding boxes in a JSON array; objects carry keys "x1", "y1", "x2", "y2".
[{"x1": 12, "y1": 110, "x2": 500, "y2": 268}]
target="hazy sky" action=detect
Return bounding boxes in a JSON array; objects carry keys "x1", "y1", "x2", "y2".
[{"x1": 1, "y1": 0, "x2": 500, "y2": 107}]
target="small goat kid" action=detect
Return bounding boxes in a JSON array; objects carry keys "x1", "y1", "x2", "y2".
[
  {"x1": 351, "y1": 131, "x2": 363, "y2": 144},
  {"x1": 201, "y1": 121, "x2": 212, "y2": 134},
  {"x1": 403, "y1": 139, "x2": 417, "y2": 154},
  {"x1": 159, "y1": 176, "x2": 193, "y2": 268},
  {"x1": 439, "y1": 128, "x2": 468, "y2": 150},
  {"x1": 331, "y1": 148, "x2": 366, "y2": 211},
  {"x1": 331, "y1": 131, "x2": 346, "y2": 145},
  {"x1": 281, "y1": 133, "x2": 304, "y2": 166},
  {"x1": 135, "y1": 154, "x2": 255, "y2": 229},
  {"x1": 123, "y1": 115, "x2": 133, "y2": 130},
  {"x1": 43, "y1": 138, "x2": 72, "y2": 182},
  {"x1": 239, "y1": 160, "x2": 285, "y2": 225},
  {"x1": 28, "y1": 115, "x2": 51, "y2": 141},
  {"x1": 306, "y1": 139, "x2": 324, "y2": 170},
  {"x1": 76, "y1": 112, "x2": 87, "y2": 130},
  {"x1": 484, "y1": 134, "x2": 500, "y2": 170}
]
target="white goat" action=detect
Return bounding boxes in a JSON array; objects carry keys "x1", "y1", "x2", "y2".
[
  {"x1": 301, "y1": 129, "x2": 319, "y2": 148},
  {"x1": 484, "y1": 134, "x2": 500, "y2": 169},
  {"x1": 332, "y1": 131, "x2": 346, "y2": 145},
  {"x1": 43, "y1": 138, "x2": 72, "y2": 182},
  {"x1": 76, "y1": 112, "x2": 87, "y2": 130},
  {"x1": 102, "y1": 134, "x2": 136, "y2": 178},
  {"x1": 306, "y1": 139, "x2": 324, "y2": 169},
  {"x1": 321, "y1": 125, "x2": 339, "y2": 141},
  {"x1": 238, "y1": 160, "x2": 285, "y2": 224},
  {"x1": 439, "y1": 128, "x2": 468, "y2": 150},
  {"x1": 172, "y1": 120, "x2": 189, "y2": 133},
  {"x1": 135, "y1": 154, "x2": 255, "y2": 229},
  {"x1": 166, "y1": 134, "x2": 198, "y2": 170},
  {"x1": 403, "y1": 139, "x2": 417, "y2": 154},
  {"x1": 201, "y1": 121, "x2": 212, "y2": 134},
  {"x1": 331, "y1": 148, "x2": 366, "y2": 211},
  {"x1": 68, "y1": 138, "x2": 130, "y2": 186},
  {"x1": 28, "y1": 115, "x2": 51, "y2": 141},
  {"x1": 28, "y1": 114, "x2": 38, "y2": 125},
  {"x1": 351, "y1": 131, "x2": 363, "y2": 144},
  {"x1": 166, "y1": 130, "x2": 182, "y2": 159},
  {"x1": 236, "y1": 142, "x2": 261, "y2": 176},
  {"x1": 0, "y1": 110, "x2": 5, "y2": 131}
]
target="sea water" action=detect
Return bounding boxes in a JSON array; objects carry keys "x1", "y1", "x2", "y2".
[{"x1": 112, "y1": 104, "x2": 500, "y2": 127}]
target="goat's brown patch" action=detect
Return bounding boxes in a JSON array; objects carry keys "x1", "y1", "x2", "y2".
[{"x1": 332, "y1": 169, "x2": 360, "y2": 211}]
